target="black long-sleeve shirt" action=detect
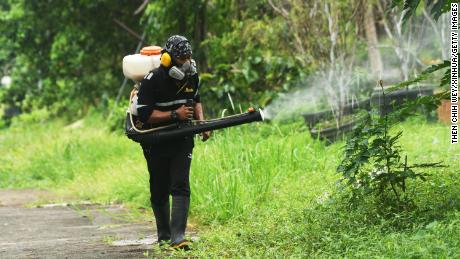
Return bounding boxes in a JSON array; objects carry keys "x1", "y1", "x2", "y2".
[
  {"x1": 135, "y1": 66, "x2": 200, "y2": 152},
  {"x1": 137, "y1": 66, "x2": 200, "y2": 125}
]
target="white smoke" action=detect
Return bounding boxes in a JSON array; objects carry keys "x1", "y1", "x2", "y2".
[
  {"x1": 264, "y1": 12, "x2": 449, "y2": 121},
  {"x1": 264, "y1": 64, "x2": 370, "y2": 121}
]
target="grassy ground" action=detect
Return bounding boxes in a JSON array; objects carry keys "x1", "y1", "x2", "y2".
[{"x1": 1, "y1": 112, "x2": 459, "y2": 257}]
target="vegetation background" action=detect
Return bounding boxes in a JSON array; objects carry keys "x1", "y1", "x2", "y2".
[{"x1": 0, "y1": 0, "x2": 458, "y2": 257}]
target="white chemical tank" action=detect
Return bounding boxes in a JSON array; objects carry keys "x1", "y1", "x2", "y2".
[{"x1": 123, "y1": 46, "x2": 162, "y2": 82}]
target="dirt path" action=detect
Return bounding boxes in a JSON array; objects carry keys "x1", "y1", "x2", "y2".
[{"x1": 0, "y1": 189, "x2": 159, "y2": 258}]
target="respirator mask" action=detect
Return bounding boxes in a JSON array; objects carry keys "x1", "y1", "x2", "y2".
[{"x1": 168, "y1": 59, "x2": 197, "y2": 81}]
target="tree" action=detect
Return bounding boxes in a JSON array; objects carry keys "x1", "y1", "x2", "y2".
[
  {"x1": 0, "y1": 0, "x2": 144, "y2": 115},
  {"x1": 364, "y1": 1, "x2": 384, "y2": 78}
]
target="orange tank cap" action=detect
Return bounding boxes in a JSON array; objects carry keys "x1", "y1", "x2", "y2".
[{"x1": 140, "y1": 46, "x2": 162, "y2": 56}]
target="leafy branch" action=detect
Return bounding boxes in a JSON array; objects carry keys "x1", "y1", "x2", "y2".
[
  {"x1": 391, "y1": 0, "x2": 454, "y2": 23},
  {"x1": 387, "y1": 60, "x2": 451, "y2": 92},
  {"x1": 388, "y1": 0, "x2": 452, "y2": 100}
]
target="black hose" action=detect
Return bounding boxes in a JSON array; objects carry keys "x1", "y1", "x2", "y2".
[{"x1": 126, "y1": 109, "x2": 264, "y2": 144}]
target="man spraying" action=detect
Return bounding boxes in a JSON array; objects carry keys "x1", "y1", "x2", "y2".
[{"x1": 136, "y1": 35, "x2": 210, "y2": 250}]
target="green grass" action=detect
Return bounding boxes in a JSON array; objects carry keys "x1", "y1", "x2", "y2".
[{"x1": 1, "y1": 113, "x2": 459, "y2": 257}]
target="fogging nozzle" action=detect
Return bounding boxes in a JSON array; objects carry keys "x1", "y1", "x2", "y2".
[
  {"x1": 258, "y1": 108, "x2": 265, "y2": 121},
  {"x1": 247, "y1": 107, "x2": 265, "y2": 121}
]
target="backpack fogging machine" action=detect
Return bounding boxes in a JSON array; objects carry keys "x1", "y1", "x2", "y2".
[{"x1": 122, "y1": 46, "x2": 265, "y2": 145}]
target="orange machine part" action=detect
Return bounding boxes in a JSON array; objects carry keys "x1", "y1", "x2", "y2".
[{"x1": 140, "y1": 46, "x2": 162, "y2": 56}]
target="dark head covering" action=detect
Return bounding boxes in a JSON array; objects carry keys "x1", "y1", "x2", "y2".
[{"x1": 164, "y1": 35, "x2": 192, "y2": 58}]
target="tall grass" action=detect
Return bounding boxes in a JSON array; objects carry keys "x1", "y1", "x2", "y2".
[
  {"x1": 190, "y1": 121, "x2": 338, "y2": 223},
  {"x1": 0, "y1": 114, "x2": 148, "y2": 205},
  {"x1": 1, "y1": 113, "x2": 459, "y2": 257},
  {"x1": 1, "y1": 113, "x2": 334, "y2": 218}
]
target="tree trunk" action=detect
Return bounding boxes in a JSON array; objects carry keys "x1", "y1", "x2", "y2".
[
  {"x1": 364, "y1": 3, "x2": 383, "y2": 78},
  {"x1": 178, "y1": 2, "x2": 186, "y2": 34},
  {"x1": 194, "y1": 0, "x2": 208, "y2": 71}
]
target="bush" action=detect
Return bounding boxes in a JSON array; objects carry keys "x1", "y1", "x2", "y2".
[{"x1": 10, "y1": 108, "x2": 50, "y2": 126}]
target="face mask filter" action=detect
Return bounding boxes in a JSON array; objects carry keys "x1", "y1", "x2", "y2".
[
  {"x1": 169, "y1": 66, "x2": 186, "y2": 80},
  {"x1": 168, "y1": 59, "x2": 197, "y2": 80}
]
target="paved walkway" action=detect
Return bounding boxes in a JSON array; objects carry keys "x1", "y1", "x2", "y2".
[{"x1": 0, "y1": 189, "x2": 156, "y2": 258}]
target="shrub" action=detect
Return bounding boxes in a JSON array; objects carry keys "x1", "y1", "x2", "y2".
[{"x1": 337, "y1": 84, "x2": 445, "y2": 206}]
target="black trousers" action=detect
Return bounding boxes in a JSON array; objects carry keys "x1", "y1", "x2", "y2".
[{"x1": 142, "y1": 137, "x2": 194, "y2": 207}]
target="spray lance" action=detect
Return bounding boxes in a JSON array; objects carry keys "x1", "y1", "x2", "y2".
[{"x1": 125, "y1": 98, "x2": 264, "y2": 144}]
